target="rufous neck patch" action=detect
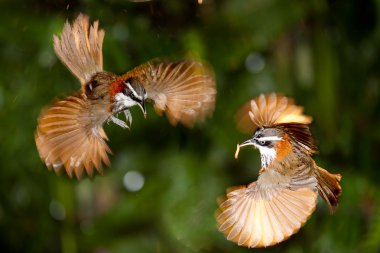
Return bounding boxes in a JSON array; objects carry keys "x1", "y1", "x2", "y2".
[
  {"x1": 275, "y1": 134, "x2": 292, "y2": 161},
  {"x1": 109, "y1": 80, "x2": 126, "y2": 102}
]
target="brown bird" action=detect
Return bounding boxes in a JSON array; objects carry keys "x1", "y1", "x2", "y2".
[
  {"x1": 216, "y1": 93, "x2": 341, "y2": 248},
  {"x1": 35, "y1": 14, "x2": 216, "y2": 179}
]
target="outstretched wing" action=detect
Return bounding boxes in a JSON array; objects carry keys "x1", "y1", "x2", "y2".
[
  {"x1": 132, "y1": 60, "x2": 216, "y2": 127},
  {"x1": 35, "y1": 94, "x2": 111, "y2": 179},
  {"x1": 217, "y1": 158, "x2": 318, "y2": 248},
  {"x1": 53, "y1": 13, "x2": 104, "y2": 86},
  {"x1": 236, "y1": 93, "x2": 312, "y2": 134}
]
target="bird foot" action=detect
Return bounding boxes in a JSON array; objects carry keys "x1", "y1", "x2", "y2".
[
  {"x1": 109, "y1": 115, "x2": 129, "y2": 129},
  {"x1": 124, "y1": 109, "x2": 132, "y2": 128},
  {"x1": 108, "y1": 109, "x2": 133, "y2": 129}
]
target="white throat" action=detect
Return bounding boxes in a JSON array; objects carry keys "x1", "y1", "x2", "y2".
[
  {"x1": 256, "y1": 145, "x2": 276, "y2": 168},
  {"x1": 113, "y1": 93, "x2": 139, "y2": 112}
]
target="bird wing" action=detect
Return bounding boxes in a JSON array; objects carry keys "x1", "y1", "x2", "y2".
[
  {"x1": 236, "y1": 93, "x2": 312, "y2": 134},
  {"x1": 217, "y1": 158, "x2": 318, "y2": 248},
  {"x1": 35, "y1": 94, "x2": 111, "y2": 179},
  {"x1": 53, "y1": 13, "x2": 104, "y2": 86},
  {"x1": 133, "y1": 60, "x2": 216, "y2": 127}
]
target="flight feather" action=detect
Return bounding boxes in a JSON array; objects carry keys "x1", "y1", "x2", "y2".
[{"x1": 53, "y1": 14, "x2": 104, "y2": 86}]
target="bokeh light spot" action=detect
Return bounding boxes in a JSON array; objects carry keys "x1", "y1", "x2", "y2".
[
  {"x1": 123, "y1": 171, "x2": 145, "y2": 192},
  {"x1": 49, "y1": 200, "x2": 66, "y2": 221},
  {"x1": 38, "y1": 49, "x2": 56, "y2": 68},
  {"x1": 112, "y1": 24, "x2": 129, "y2": 42},
  {"x1": 245, "y1": 53, "x2": 265, "y2": 73}
]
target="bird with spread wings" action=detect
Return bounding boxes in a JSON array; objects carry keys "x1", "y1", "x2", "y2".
[
  {"x1": 217, "y1": 94, "x2": 341, "y2": 248},
  {"x1": 35, "y1": 14, "x2": 216, "y2": 179}
]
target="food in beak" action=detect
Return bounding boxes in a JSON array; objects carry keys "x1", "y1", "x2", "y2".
[{"x1": 235, "y1": 144, "x2": 241, "y2": 159}]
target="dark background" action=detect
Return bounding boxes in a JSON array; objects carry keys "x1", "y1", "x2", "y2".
[{"x1": 0, "y1": 0, "x2": 379, "y2": 252}]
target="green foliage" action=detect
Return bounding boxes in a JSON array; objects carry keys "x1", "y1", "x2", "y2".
[{"x1": 0, "y1": 0, "x2": 379, "y2": 252}]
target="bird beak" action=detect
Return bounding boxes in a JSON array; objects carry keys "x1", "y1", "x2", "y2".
[
  {"x1": 234, "y1": 139, "x2": 255, "y2": 159},
  {"x1": 239, "y1": 139, "x2": 256, "y2": 148},
  {"x1": 138, "y1": 100, "x2": 147, "y2": 118}
]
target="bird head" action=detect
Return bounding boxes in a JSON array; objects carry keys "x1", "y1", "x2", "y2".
[
  {"x1": 241, "y1": 128, "x2": 283, "y2": 151},
  {"x1": 237, "y1": 127, "x2": 287, "y2": 167},
  {"x1": 109, "y1": 78, "x2": 147, "y2": 117},
  {"x1": 235, "y1": 123, "x2": 316, "y2": 168}
]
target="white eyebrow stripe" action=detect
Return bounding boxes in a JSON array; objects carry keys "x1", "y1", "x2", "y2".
[
  {"x1": 125, "y1": 82, "x2": 136, "y2": 95},
  {"x1": 125, "y1": 81, "x2": 142, "y2": 100},
  {"x1": 257, "y1": 136, "x2": 282, "y2": 141}
]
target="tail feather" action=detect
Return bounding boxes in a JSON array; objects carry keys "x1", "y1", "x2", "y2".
[{"x1": 316, "y1": 167, "x2": 342, "y2": 213}]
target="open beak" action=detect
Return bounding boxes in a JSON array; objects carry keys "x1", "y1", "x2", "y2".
[
  {"x1": 138, "y1": 100, "x2": 147, "y2": 119},
  {"x1": 234, "y1": 139, "x2": 256, "y2": 159}
]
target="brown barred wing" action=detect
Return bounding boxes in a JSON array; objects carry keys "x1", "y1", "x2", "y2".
[
  {"x1": 236, "y1": 93, "x2": 312, "y2": 134},
  {"x1": 217, "y1": 160, "x2": 318, "y2": 248},
  {"x1": 35, "y1": 94, "x2": 111, "y2": 179},
  {"x1": 136, "y1": 60, "x2": 216, "y2": 127},
  {"x1": 53, "y1": 14, "x2": 105, "y2": 86}
]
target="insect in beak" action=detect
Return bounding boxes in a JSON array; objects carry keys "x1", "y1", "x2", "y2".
[{"x1": 235, "y1": 139, "x2": 256, "y2": 159}]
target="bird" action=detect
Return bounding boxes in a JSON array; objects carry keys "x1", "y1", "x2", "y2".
[
  {"x1": 35, "y1": 14, "x2": 216, "y2": 179},
  {"x1": 216, "y1": 93, "x2": 341, "y2": 248}
]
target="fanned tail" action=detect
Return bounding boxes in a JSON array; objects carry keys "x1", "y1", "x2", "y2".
[{"x1": 316, "y1": 167, "x2": 342, "y2": 213}]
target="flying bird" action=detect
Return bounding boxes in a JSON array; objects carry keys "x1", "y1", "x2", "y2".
[
  {"x1": 35, "y1": 14, "x2": 216, "y2": 179},
  {"x1": 216, "y1": 93, "x2": 341, "y2": 248}
]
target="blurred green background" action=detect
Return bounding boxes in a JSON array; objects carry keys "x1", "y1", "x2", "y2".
[{"x1": 0, "y1": 0, "x2": 379, "y2": 252}]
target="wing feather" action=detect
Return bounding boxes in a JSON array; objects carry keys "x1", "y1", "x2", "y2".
[
  {"x1": 217, "y1": 158, "x2": 318, "y2": 248},
  {"x1": 236, "y1": 93, "x2": 312, "y2": 134},
  {"x1": 35, "y1": 94, "x2": 111, "y2": 179},
  {"x1": 53, "y1": 14, "x2": 104, "y2": 86},
  {"x1": 135, "y1": 60, "x2": 216, "y2": 127}
]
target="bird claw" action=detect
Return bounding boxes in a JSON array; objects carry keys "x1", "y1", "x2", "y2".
[
  {"x1": 109, "y1": 115, "x2": 129, "y2": 129},
  {"x1": 124, "y1": 110, "x2": 132, "y2": 129},
  {"x1": 108, "y1": 109, "x2": 133, "y2": 129}
]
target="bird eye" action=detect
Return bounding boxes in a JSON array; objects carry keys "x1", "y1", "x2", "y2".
[
  {"x1": 122, "y1": 89, "x2": 132, "y2": 96},
  {"x1": 259, "y1": 140, "x2": 268, "y2": 146}
]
